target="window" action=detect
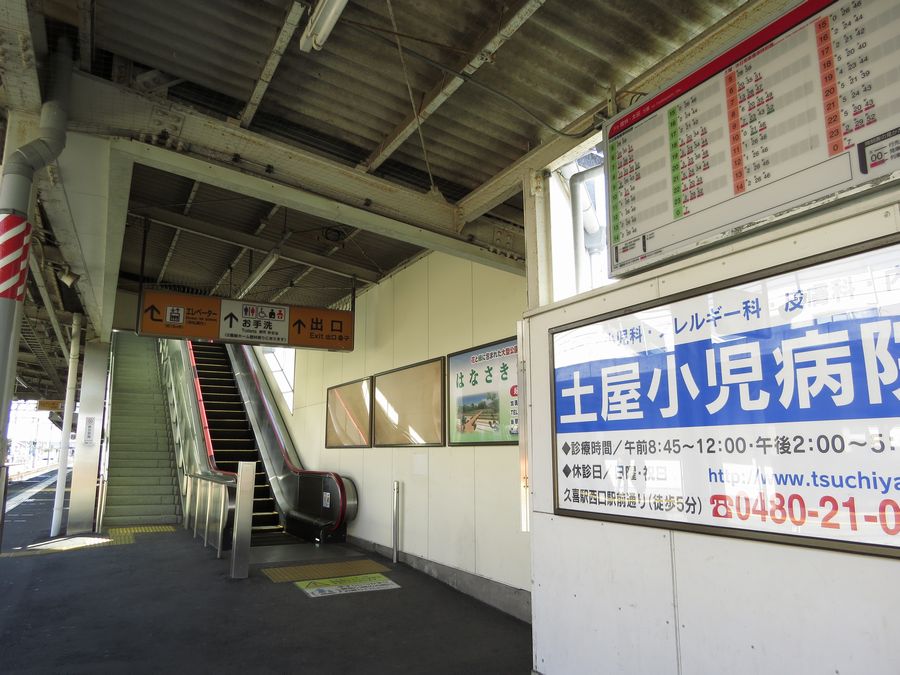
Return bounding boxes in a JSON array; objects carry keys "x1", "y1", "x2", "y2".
[
  {"x1": 548, "y1": 143, "x2": 617, "y2": 302},
  {"x1": 261, "y1": 347, "x2": 295, "y2": 409}
]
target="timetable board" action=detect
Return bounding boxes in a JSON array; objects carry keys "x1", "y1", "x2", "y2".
[{"x1": 606, "y1": 0, "x2": 900, "y2": 276}]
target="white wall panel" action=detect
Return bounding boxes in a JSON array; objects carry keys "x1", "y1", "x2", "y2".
[
  {"x1": 367, "y1": 277, "x2": 395, "y2": 375},
  {"x1": 304, "y1": 351, "x2": 325, "y2": 406},
  {"x1": 428, "y1": 445, "x2": 476, "y2": 573},
  {"x1": 473, "y1": 263, "x2": 527, "y2": 343},
  {"x1": 393, "y1": 263, "x2": 429, "y2": 365},
  {"x1": 428, "y1": 253, "x2": 474, "y2": 355},
  {"x1": 674, "y1": 531, "x2": 900, "y2": 675},
  {"x1": 352, "y1": 446, "x2": 393, "y2": 546},
  {"x1": 337, "y1": 447, "x2": 365, "y2": 489},
  {"x1": 342, "y1": 295, "x2": 367, "y2": 381},
  {"x1": 293, "y1": 349, "x2": 309, "y2": 410},
  {"x1": 531, "y1": 512, "x2": 678, "y2": 675},
  {"x1": 393, "y1": 447, "x2": 430, "y2": 558},
  {"x1": 474, "y1": 445, "x2": 531, "y2": 589}
]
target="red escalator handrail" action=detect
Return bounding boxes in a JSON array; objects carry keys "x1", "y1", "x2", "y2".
[
  {"x1": 187, "y1": 341, "x2": 236, "y2": 477},
  {"x1": 242, "y1": 345, "x2": 347, "y2": 530}
]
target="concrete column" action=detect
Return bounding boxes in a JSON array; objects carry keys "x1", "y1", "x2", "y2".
[
  {"x1": 522, "y1": 170, "x2": 552, "y2": 309},
  {"x1": 50, "y1": 313, "x2": 81, "y2": 536},
  {"x1": 67, "y1": 340, "x2": 110, "y2": 534}
]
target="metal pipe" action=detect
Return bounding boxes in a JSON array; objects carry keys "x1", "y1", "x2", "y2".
[
  {"x1": 392, "y1": 480, "x2": 400, "y2": 564},
  {"x1": 0, "y1": 39, "x2": 73, "y2": 469},
  {"x1": 50, "y1": 312, "x2": 81, "y2": 536},
  {"x1": 569, "y1": 163, "x2": 606, "y2": 295}
]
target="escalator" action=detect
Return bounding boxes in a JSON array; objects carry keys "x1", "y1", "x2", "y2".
[
  {"x1": 186, "y1": 340, "x2": 357, "y2": 548},
  {"x1": 189, "y1": 341, "x2": 284, "y2": 545}
]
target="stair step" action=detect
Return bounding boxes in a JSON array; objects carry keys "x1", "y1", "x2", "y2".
[
  {"x1": 107, "y1": 484, "x2": 178, "y2": 496},
  {"x1": 103, "y1": 514, "x2": 181, "y2": 526},
  {"x1": 108, "y1": 458, "x2": 175, "y2": 469},
  {"x1": 104, "y1": 494, "x2": 179, "y2": 506},
  {"x1": 108, "y1": 475, "x2": 178, "y2": 486},
  {"x1": 108, "y1": 450, "x2": 173, "y2": 461},
  {"x1": 108, "y1": 467, "x2": 175, "y2": 478},
  {"x1": 105, "y1": 504, "x2": 180, "y2": 517},
  {"x1": 252, "y1": 512, "x2": 280, "y2": 527}
]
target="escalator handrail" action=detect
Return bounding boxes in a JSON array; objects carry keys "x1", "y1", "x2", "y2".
[
  {"x1": 239, "y1": 344, "x2": 348, "y2": 531},
  {"x1": 187, "y1": 341, "x2": 237, "y2": 478}
]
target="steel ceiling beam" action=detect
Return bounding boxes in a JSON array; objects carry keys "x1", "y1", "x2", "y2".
[
  {"x1": 270, "y1": 229, "x2": 361, "y2": 303},
  {"x1": 240, "y1": 1, "x2": 305, "y2": 128},
  {"x1": 71, "y1": 74, "x2": 458, "y2": 234},
  {"x1": 130, "y1": 204, "x2": 383, "y2": 284},
  {"x1": 456, "y1": 0, "x2": 798, "y2": 225},
  {"x1": 209, "y1": 206, "x2": 276, "y2": 297},
  {"x1": 361, "y1": 0, "x2": 547, "y2": 173},
  {"x1": 112, "y1": 141, "x2": 524, "y2": 274},
  {"x1": 156, "y1": 180, "x2": 199, "y2": 283}
]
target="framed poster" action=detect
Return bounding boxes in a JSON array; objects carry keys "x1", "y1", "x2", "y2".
[
  {"x1": 325, "y1": 378, "x2": 372, "y2": 448},
  {"x1": 373, "y1": 358, "x2": 445, "y2": 447},
  {"x1": 448, "y1": 337, "x2": 519, "y2": 445},
  {"x1": 552, "y1": 238, "x2": 900, "y2": 557}
]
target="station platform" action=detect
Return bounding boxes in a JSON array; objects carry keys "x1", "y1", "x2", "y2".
[{"x1": 0, "y1": 475, "x2": 532, "y2": 674}]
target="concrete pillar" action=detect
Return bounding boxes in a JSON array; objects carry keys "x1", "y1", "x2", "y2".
[
  {"x1": 522, "y1": 170, "x2": 552, "y2": 309},
  {"x1": 67, "y1": 340, "x2": 110, "y2": 534}
]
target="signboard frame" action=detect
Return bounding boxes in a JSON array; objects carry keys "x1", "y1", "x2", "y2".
[
  {"x1": 550, "y1": 233, "x2": 900, "y2": 558},
  {"x1": 447, "y1": 337, "x2": 520, "y2": 446},
  {"x1": 137, "y1": 289, "x2": 354, "y2": 351},
  {"x1": 603, "y1": 0, "x2": 900, "y2": 278},
  {"x1": 324, "y1": 377, "x2": 373, "y2": 449},
  {"x1": 372, "y1": 357, "x2": 446, "y2": 448}
]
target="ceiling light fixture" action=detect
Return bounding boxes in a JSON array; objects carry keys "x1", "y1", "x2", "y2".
[{"x1": 298, "y1": 0, "x2": 349, "y2": 52}]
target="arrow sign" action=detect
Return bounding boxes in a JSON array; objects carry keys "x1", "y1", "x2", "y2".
[
  {"x1": 293, "y1": 318, "x2": 306, "y2": 334},
  {"x1": 144, "y1": 304, "x2": 161, "y2": 322},
  {"x1": 224, "y1": 312, "x2": 239, "y2": 328}
]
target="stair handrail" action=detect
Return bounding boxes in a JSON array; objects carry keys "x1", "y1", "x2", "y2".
[
  {"x1": 185, "y1": 341, "x2": 236, "y2": 477},
  {"x1": 92, "y1": 335, "x2": 116, "y2": 533},
  {"x1": 158, "y1": 340, "x2": 253, "y2": 578}
]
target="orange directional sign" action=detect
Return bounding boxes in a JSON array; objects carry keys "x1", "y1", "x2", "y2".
[
  {"x1": 137, "y1": 290, "x2": 354, "y2": 351},
  {"x1": 289, "y1": 306, "x2": 354, "y2": 350},
  {"x1": 139, "y1": 290, "x2": 220, "y2": 340}
]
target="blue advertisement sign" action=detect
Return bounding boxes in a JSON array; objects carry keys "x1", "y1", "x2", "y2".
[{"x1": 552, "y1": 243, "x2": 900, "y2": 552}]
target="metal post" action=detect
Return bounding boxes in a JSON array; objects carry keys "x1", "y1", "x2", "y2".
[
  {"x1": 230, "y1": 461, "x2": 255, "y2": 579},
  {"x1": 183, "y1": 475, "x2": 192, "y2": 530},
  {"x1": 0, "y1": 465, "x2": 8, "y2": 549},
  {"x1": 204, "y1": 481, "x2": 212, "y2": 546},
  {"x1": 50, "y1": 312, "x2": 81, "y2": 537},
  {"x1": 392, "y1": 480, "x2": 400, "y2": 564}
]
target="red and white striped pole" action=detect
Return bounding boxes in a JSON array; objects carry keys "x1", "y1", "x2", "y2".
[
  {"x1": 0, "y1": 213, "x2": 32, "y2": 466},
  {"x1": 0, "y1": 214, "x2": 32, "y2": 302}
]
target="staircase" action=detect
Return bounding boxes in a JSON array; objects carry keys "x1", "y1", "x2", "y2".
[
  {"x1": 190, "y1": 342, "x2": 283, "y2": 544},
  {"x1": 105, "y1": 333, "x2": 180, "y2": 526}
]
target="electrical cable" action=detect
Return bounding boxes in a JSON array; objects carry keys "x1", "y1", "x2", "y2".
[
  {"x1": 385, "y1": 0, "x2": 437, "y2": 192},
  {"x1": 347, "y1": 21, "x2": 600, "y2": 139}
]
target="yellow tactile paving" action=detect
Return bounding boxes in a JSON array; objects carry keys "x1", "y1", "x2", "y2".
[
  {"x1": 0, "y1": 525, "x2": 176, "y2": 557},
  {"x1": 262, "y1": 559, "x2": 389, "y2": 583}
]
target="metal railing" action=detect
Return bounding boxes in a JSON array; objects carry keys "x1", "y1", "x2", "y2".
[
  {"x1": 93, "y1": 336, "x2": 116, "y2": 533},
  {"x1": 183, "y1": 462, "x2": 254, "y2": 579},
  {"x1": 159, "y1": 339, "x2": 250, "y2": 579}
]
